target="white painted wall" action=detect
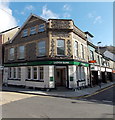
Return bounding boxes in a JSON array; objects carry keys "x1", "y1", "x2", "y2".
[{"x1": 3, "y1": 67, "x2": 8, "y2": 84}]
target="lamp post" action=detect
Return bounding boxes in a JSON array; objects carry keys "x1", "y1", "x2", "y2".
[{"x1": 97, "y1": 41, "x2": 101, "y2": 87}]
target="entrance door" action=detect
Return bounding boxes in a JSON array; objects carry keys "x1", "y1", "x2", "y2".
[{"x1": 55, "y1": 68, "x2": 66, "y2": 87}]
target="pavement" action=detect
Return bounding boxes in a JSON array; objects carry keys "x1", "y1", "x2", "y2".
[{"x1": 2, "y1": 81, "x2": 115, "y2": 98}]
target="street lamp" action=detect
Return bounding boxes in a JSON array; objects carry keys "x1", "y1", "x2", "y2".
[{"x1": 97, "y1": 41, "x2": 101, "y2": 87}]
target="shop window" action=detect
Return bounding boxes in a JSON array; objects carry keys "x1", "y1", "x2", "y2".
[
  {"x1": 8, "y1": 68, "x2": 12, "y2": 78},
  {"x1": 13, "y1": 68, "x2": 16, "y2": 79},
  {"x1": 38, "y1": 41, "x2": 46, "y2": 56},
  {"x1": 30, "y1": 26, "x2": 36, "y2": 35},
  {"x1": 9, "y1": 48, "x2": 14, "y2": 60},
  {"x1": 57, "y1": 39, "x2": 65, "y2": 55},
  {"x1": 18, "y1": 46, "x2": 25, "y2": 59},
  {"x1": 33, "y1": 67, "x2": 37, "y2": 79},
  {"x1": 17, "y1": 67, "x2": 21, "y2": 79},
  {"x1": 22, "y1": 29, "x2": 28, "y2": 37},
  {"x1": 39, "y1": 67, "x2": 44, "y2": 80},
  {"x1": 27, "y1": 67, "x2": 31, "y2": 79},
  {"x1": 38, "y1": 24, "x2": 45, "y2": 32},
  {"x1": 81, "y1": 67, "x2": 85, "y2": 80}
]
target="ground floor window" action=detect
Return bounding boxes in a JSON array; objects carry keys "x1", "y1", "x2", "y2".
[
  {"x1": 39, "y1": 67, "x2": 44, "y2": 80},
  {"x1": 76, "y1": 66, "x2": 85, "y2": 80},
  {"x1": 8, "y1": 67, "x2": 21, "y2": 79},
  {"x1": 27, "y1": 67, "x2": 31, "y2": 79},
  {"x1": 17, "y1": 67, "x2": 21, "y2": 79},
  {"x1": 27, "y1": 66, "x2": 44, "y2": 81},
  {"x1": 33, "y1": 67, "x2": 37, "y2": 79}
]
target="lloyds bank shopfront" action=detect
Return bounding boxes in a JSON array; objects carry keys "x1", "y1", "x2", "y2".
[{"x1": 3, "y1": 60, "x2": 89, "y2": 89}]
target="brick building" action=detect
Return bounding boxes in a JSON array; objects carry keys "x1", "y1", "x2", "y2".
[
  {"x1": 3, "y1": 14, "x2": 90, "y2": 89},
  {"x1": 3, "y1": 14, "x2": 115, "y2": 89}
]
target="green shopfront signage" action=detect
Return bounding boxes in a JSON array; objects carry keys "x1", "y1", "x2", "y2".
[{"x1": 4, "y1": 60, "x2": 89, "y2": 67}]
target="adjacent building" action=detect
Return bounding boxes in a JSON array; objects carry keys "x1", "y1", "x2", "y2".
[
  {"x1": 2, "y1": 14, "x2": 115, "y2": 89},
  {"x1": 0, "y1": 27, "x2": 19, "y2": 85}
]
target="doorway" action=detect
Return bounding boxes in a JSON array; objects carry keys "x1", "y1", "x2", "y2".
[{"x1": 55, "y1": 66, "x2": 67, "y2": 87}]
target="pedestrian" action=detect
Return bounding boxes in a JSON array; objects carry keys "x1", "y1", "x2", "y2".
[{"x1": 98, "y1": 78, "x2": 101, "y2": 88}]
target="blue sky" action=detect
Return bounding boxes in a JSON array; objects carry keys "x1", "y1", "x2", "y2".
[{"x1": 0, "y1": 1, "x2": 113, "y2": 46}]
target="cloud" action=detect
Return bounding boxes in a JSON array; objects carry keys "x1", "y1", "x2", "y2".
[
  {"x1": 93, "y1": 16, "x2": 102, "y2": 24},
  {"x1": 88, "y1": 12, "x2": 103, "y2": 24},
  {"x1": 15, "y1": 5, "x2": 35, "y2": 15},
  {"x1": 41, "y1": 5, "x2": 59, "y2": 19},
  {"x1": 88, "y1": 13, "x2": 94, "y2": 18},
  {"x1": 63, "y1": 4, "x2": 71, "y2": 11},
  {"x1": 25, "y1": 5, "x2": 35, "y2": 11},
  {"x1": 0, "y1": 0, "x2": 17, "y2": 32},
  {"x1": 63, "y1": 13, "x2": 71, "y2": 18}
]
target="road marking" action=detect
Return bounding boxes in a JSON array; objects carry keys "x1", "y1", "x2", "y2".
[
  {"x1": 102, "y1": 100, "x2": 113, "y2": 103},
  {"x1": 71, "y1": 84, "x2": 115, "y2": 99}
]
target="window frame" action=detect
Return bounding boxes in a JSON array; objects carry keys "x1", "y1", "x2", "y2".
[
  {"x1": 18, "y1": 45, "x2": 25, "y2": 59},
  {"x1": 81, "y1": 44, "x2": 84, "y2": 59},
  {"x1": 57, "y1": 39, "x2": 65, "y2": 56},
  {"x1": 30, "y1": 26, "x2": 36, "y2": 35},
  {"x1": 9, "y1": 47, "x2": 15, "y2": 60},
  {"x1": 39, "y1": 67, "x2": 44, "y2": 80},
  {"x1": 22, "y1": 29, "x2": 28, "y2": 37},
  {"x1": 75, "y1": 41, "x2": 78, "y2": 57},
  {"x1": 38, "y1": 24, "x2": 45, "y2": 32},
  {"x1": 37, "y1": 41, "x2": 46, "y2": 56}
]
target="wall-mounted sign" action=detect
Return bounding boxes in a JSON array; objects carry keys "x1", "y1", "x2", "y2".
[
  {"x1": 4, "y1": 60, "x2": 89, "y2": 67},
  {"x1": 89, "y1": 60, "x2": 96, "y2": 63}
]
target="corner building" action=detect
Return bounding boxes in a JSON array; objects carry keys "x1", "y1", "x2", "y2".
[{"x1": 3, "y1": 14, "x2": 89, "y2": 89}]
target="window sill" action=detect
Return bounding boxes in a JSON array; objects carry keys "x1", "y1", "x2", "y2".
[
  {"x1": 77, "y1": 79, "x2": 85, "y2": 82},
  {"x1": 25, "y1": 79, "x2": 44, "y2": 82},
  {"x1": 8, "y1": 78, "x2": 21, "y2": 81},
  {"x1": 55, "y1": 55, "x2": 67, "y2": 57},
  {"x1": 37, "y1": 55, "x2": 47, "y2": 58},
  {"x1": 21, "y1": 35, "x2": 28, "y2": 38},
  {"x1": 17, "y1": 58, "x2": 25, "y2": 60}
]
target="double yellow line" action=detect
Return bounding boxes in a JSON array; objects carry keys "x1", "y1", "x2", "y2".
[{"x1": 71, "y1": 84, "x2": 115, "y2": 99}]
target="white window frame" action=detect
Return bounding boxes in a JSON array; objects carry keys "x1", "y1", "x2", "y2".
[
  {"x1": 39, "y1": 66, "x2": 44, "y2": 80},
  {"x1": 57, "y1": 39, "x2": 65, "y2": 56},
  {"x1": 17, "y1": 67, "x2": 21, "y2": 79},
  {"x1": 33, "y1": 66, "x2": 38, "y2": 80}
]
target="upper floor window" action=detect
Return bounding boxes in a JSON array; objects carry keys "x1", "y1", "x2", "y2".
[
  {"x1": 81, "y1": 44, "x2": 84, "y2": 59},
  {"x1": 22, "y1": 29, "x2": 28, "y2": 37},
  {"x1": 57, "y1": 39, "x2": 65, "y2": 56},
  {"x1": 30, "y1": 26, "x2": 36, "y2": 35},
  {"x1": 38, "y1": 24, "x2": 45, "y2": 32},
  {"x1": 18, "y1": 46, "x2": 25, "y2": 59},
  {"x1": 90, "y1": 50, "x2": 94, "y2": 60},
  {"x1": 38, "y1": 41, "x2": 46, "y2": 56},
  {"x1": 9, "y1": 48, "x2": 14, "y2": 60},
  {"x1": 75, "y1": 41, "x2": 78, "y2": 57},
  {"x1": 98, "y1": 55, "x2": 100, "y2": 65}
]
